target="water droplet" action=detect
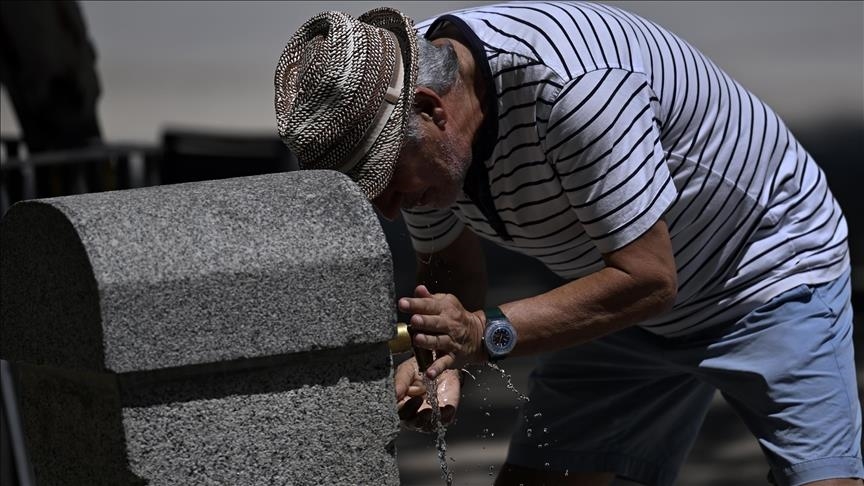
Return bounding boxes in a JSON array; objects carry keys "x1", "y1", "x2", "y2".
[
  {"x1": 460, "y1": 368, "x2": 477, "y2": 381},
  {"x1": 533, "y1": 412, "x2": 543, "y2": 419},
  {"x1": 486, "y1": 362, "x2": 529, "y2": 401},
  {"x1": 544, "y1": 462, "x2": 550, "y2": 468},
  {"x1": 543, "y1": 427, "x2": 549, "y2": 434},
  {"x1": 526, "y1": 428, "x2": 533, "y2": 437}
]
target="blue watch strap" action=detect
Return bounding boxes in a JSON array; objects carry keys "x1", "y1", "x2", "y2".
[{"x1": 485, "y1": 306, "x2": 506, "y2": 321}]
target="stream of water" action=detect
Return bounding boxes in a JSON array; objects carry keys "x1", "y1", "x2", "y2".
[{"x1": 422, "y1": 373, "x2": 454, "y2": 486}]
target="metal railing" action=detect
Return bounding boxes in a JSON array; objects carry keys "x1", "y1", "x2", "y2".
[
  {"x1": 0, "y1": 130, "x2": 298, "y2": 216},
  {"x1": 1, "y1": 139, "x2": 161, "y2": 216}
]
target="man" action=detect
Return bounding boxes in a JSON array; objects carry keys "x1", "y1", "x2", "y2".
[{"x1": 274, "y1": 3, "x2": 862, "y2": 485}]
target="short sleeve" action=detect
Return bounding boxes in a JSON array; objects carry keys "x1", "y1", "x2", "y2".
[
  {"x1": 401, "y1": 207, "x2": 465, "y2": 254},
  {"x1": 544, "y1": 68, "x2": 676, "y2": 253}
]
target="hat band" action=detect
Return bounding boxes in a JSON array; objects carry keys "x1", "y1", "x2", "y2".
[{"x1": 337, "y1": 31, "x2": 405, "y2": 174}]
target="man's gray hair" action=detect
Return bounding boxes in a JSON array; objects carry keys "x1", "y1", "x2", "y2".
[{"x1": 404, "y1": 35, "x2": 459, "y2": 143}]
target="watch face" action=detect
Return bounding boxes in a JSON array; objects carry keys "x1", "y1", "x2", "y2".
[
  {"x1": 490, "y1": 327, "x2": 513, "y2": 348},
  {"x1": 485, "y1": 319, "x2": 517, "y2": 358}
]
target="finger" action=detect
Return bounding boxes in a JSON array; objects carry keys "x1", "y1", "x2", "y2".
[
  {"x1": 425, "y1": 352, "x2": 457, "y2": 380},
  {"x1": 437, "y1": 370, "x2": 462, "y2": 409},
  {"x1": 398, "y1": 297, "x2": 411, "y2": 312},
  {"x1": 414, "y1": 285, "x2": 432, "y2": 298},
  {"x1": 394, "y1": 359, "x2": 420, "y2": 401},
  {"x1": 408, "y1": 314, "x2": 448, "y2": 333},
  {"x1": 412, "y1": 332, "x2": 460, "y2": 353},
  {"x1": 406, "y1": 384, "x2": 426, "y2": 397},
  {"x1": 398, "y1": 296, "x2": 440, "y2": 315},
  {"x1": 397, "y1": 395, "x2": 424, "y2": 421}
]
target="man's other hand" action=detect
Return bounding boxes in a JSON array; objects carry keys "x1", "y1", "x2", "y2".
[{"x1": 394, "y1": 357, "x2": 461, "y2": 432}]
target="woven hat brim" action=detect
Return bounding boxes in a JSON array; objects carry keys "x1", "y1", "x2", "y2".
[
  {"x1": 275, "y1": 11, "x2": 396, "y2": 176},
  {"x1": 350, "y1": 8, "x2": 418, "y2": 200}
]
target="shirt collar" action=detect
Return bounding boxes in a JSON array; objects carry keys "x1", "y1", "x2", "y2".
[{"x1": 425, "y1": 15, "x2": 511, "y2": 240}]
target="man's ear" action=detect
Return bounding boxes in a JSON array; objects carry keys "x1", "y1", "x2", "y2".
[{"x1": 414, "y1": 87, "x2": 447, "y2": 129}]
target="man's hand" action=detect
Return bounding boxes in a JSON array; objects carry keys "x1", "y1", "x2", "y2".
[
  {"x1": 394, "y1": 357, "x2": 461, "y2": 432},
  {"x1": 398, "y1": 285, "x2": 487, "y2": 379}
]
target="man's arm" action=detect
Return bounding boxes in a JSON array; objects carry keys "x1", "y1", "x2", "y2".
[
  {"x1": 402, "y1": 218, "x2": 677, "y2": 377},
  {"x1": 499, "y1": 217, "x2": 676, "y2": 356},
  {"x1": 394, "y1": 227, "x2": 485, "y2": 429}
]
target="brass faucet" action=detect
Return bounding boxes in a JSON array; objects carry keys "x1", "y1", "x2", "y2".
[
  {"x1": 388, "y1": 322, "x2": 412, "y2": 353},
  {"x1": 388, "y1": 322, "x2": 435, "y2": 372}
]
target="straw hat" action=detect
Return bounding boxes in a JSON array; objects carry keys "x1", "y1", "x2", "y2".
[{"x1": 274, "y1": 8, "x2": 418, "y2": 200}]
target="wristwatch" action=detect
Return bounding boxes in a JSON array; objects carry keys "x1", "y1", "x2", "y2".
[{"x1": 482, "y1": 307, "x2": 517, "y2": 361}]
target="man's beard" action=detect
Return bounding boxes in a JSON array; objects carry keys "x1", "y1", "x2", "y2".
[{"x1": 432, "y1": 138, "x2": 472, "y2": 208}]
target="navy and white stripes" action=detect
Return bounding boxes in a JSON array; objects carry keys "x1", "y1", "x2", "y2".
[{"x1": 403, "y1": 1, "x2": 848, "y2": 336}]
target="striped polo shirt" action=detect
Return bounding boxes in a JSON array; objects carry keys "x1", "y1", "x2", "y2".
[{"x1": 402, "y1": 1, "x2": 849, "y2": 336}]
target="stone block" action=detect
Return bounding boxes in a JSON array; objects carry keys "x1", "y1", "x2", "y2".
[
  {"x1": 119, "y1": 345, "x2": 397, "y2": 485},
  {"x1": 2, "y1": 170, "x2": 395, "y2": 373},
  {"x1": 0, "y1": 170, "x2": 401, "y2": 484}
]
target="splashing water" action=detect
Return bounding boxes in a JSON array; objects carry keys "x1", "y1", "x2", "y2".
[
  {"x1": 460, "y1": 367, "x2": 477, "y2": 382},
  {"x1": 486, "y1": 362, "x2": 530, "y2": 402}
]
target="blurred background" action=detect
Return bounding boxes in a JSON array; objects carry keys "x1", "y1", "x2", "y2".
[{"x1": 1, "y1": 1, "x2": 861, "y2": 485}]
